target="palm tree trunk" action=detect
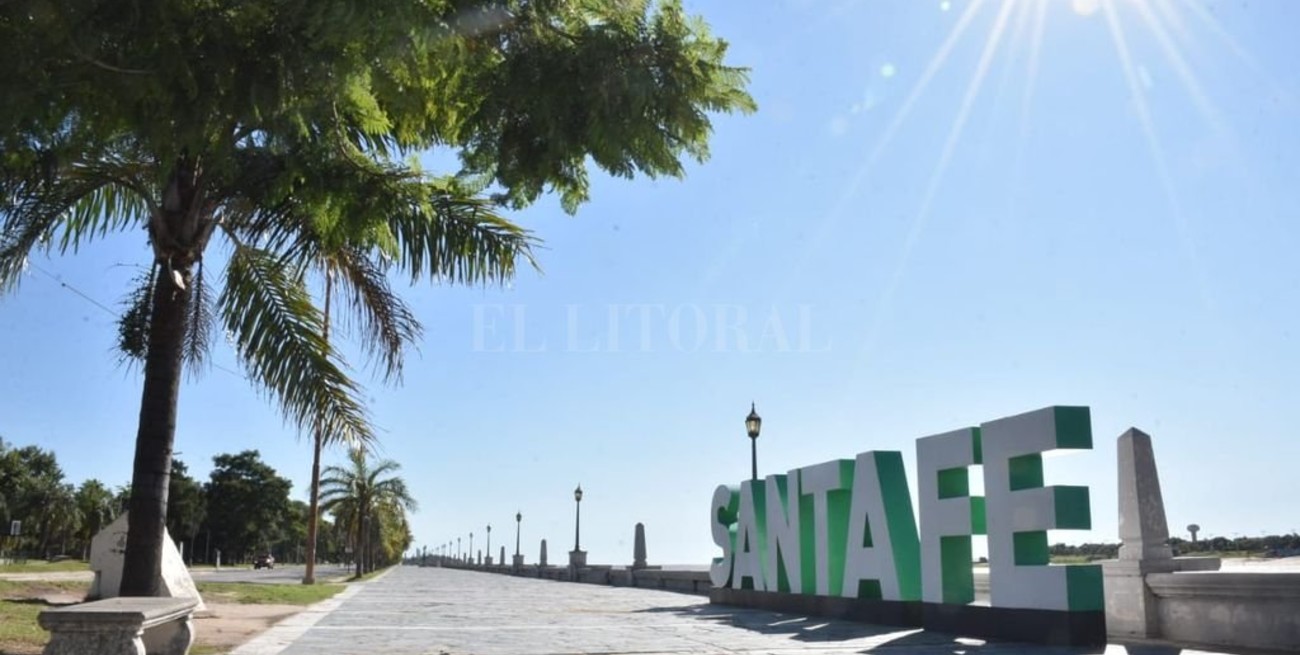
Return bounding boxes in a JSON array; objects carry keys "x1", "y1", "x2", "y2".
[
  {"x1": 303, "y1": 432, "x2": 324, "y2": 584},
  {"x1": 303, "y1": 272, "x2": 332, "y2": 585},
  {"x1": 353, "y1": 525, "x2": 364, "y2": 574},
  {"x1": 121, "y1": 263, "x2": 191, "y2": 595},
  {"x1": 354, "y1": 513, "x2": 364, "y2": 578}
]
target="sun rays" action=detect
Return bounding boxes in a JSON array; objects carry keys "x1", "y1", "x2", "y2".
[{"x1": 825, "y1": 0, "x2": 1265, "y2": 360}]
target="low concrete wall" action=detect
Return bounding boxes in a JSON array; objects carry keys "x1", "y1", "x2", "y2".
[
  {"x1": 452, "y1": 561, "x2": 712, "y2": 597},
  {"x1": 630, "y1": 569, "x2": 711, "y2": 595},
  {"x1": 1145, "y1": 572, "x2": 1300, "y2": 652}
]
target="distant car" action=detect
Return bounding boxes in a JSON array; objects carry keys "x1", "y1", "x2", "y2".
[{"x1": 254, "y1": 554, "x2": 275, "y2": 569}]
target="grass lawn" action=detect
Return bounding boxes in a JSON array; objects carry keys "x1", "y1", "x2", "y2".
[
  {"x1": 195, "y1": 582, "x2": 344, "y2": 606},
  {"x1": 0, "y1": 560, "x2": 89, "y2": 574},
  {"x1": 0, "y1": 579, "x2": 87, "y2": 655},
  {"x1": 0, "y1": 600, "x2": 47, "y2": 655}
]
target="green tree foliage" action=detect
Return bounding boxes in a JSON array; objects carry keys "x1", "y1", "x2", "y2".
[
  {"x1": 203, "y1": 451, "x2": 293, "y2": 563},
  {"x1": 166, "y1": 460, "x2": 207, "y2": 562},
  {"x1": 35, "y1": 480, "x2": 81, "y2": 557},
  {"x1": 320, "y1": 449, "x2": 417, "y2": 577},
  {"x1": 271, "y1": 500, "x2": 310, "y2": 564},
  {"x1": 73, "y1": 479, "x2": 119, "y2": 558},
  {"x1": 0, "y1": 0, "x2": 752, "y2": 594},
  {"x1": 0, "y1": 438, "x2": 76, "y2": 557}
]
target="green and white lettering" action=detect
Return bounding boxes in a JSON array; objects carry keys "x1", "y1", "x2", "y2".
[
  {"x1": 731, "y1": 479, "x2": 767, "y2": 590},
  {"x1": 982, "y1": 406, "x2": 1102, "y2": 611},
  {"x1": 841, "y1": 451, "x2": 921, "y2": 600},
  {"x1": 763, "y1": 471, "x2": 810, "y2": 593},
  {"x1": 799, "y1": 459, "x2": 854, "y2": 596},
  {"x1": 917, "y1": 427, "x2": 985, "y2": 604},
  {"x1": 709, "y1": 485, "x2": 739, "y2": 588},
  {"x1": 709, "y1": 406, "x2": 1100, "y2": 615}
]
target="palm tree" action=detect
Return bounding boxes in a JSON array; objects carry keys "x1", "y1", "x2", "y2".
[
  {"x1": 1, "y1": 139, "x2": 532, "y2": 593},
  {"x1": 319, "y1": 448, "x2": 417, "y2": 578},
  {"x1": 35, "y1": 481, "x2": 80, "y2": 559},
  {"x1": 301, "y1": 233, "x2": 420, "y2": 584},
  {"x1": 75, "y1": 480, "x2": 119, "y2": 560}
]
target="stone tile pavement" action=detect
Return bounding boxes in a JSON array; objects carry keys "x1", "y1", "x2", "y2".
[{"x1": 231, "y1": 566, "x2": 1242, "y2": 655}]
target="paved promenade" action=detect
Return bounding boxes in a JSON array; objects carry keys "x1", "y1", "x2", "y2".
[{"x1": 233, "y1": 566, "x2": 1233, "y2": 655}]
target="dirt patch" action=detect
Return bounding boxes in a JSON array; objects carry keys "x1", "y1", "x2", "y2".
[
  {"x1": 193, "y1": 602, "x2": 302, "y2": 654},
  {"x1": 0, "y1": 585, "x2": 83, "y2": 606}
]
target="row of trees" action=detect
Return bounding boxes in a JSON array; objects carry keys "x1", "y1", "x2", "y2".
[
  {"x1": 0, "y1": 437, "x2": 117, "y2": 559},
  {"x1": 1049, "y1": 533, "x2": 1300, "y2": 561},
  {"x1": 1, "y1": 437, "x2": 413, "y2": 573}
]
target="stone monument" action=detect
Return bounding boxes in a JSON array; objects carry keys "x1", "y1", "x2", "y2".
[
  {"x1": 1117, "y1": 428, "x2": 1173, "y2": 562},
  {"x1": 539, "y1": 539, "x2": 548, "y2": 567},
  {"x1": 632, "y1": 523, "x2": 647, "y2": 569},
  {"x1": 499, "y1": 546, "x2": 505, "y2": 567},
  {"x1": 1102, "y1": 428, "x2": 1218, "y2": 637},
  {"x1": 88, "y1": 513, "x2": 205, "y2": 611}
]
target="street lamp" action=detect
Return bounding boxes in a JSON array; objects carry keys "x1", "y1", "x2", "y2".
[
  {"x1": 457, "y1": 537, "x2": 461, "y2": 561},
  {"x1": 570, "y1": 484, "x2": 587, "y2": 568},
  {"x1": 469, "y1": 532, "x2": 474, "y2": 564},
  {"x1": 513, "y1": 511, "x2": 523, "y2": 568},
  {"x1": 573, "y1": 485, "x2": 583, "y2": 551},
  {"x1": 746, "y1": 402, "x2": 762, "y2": 481},
  {"x1": 486, "y1": 524, "x2": 492, "y2": 564}
]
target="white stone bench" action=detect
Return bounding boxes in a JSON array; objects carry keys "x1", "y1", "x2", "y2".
[{"x1": 39, "y1": 597, "x2": 197, "y2": 655}]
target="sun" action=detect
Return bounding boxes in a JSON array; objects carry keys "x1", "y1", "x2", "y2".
[{"x1": 1071, "y1": 0, "x2": 1101, "y2": 17}]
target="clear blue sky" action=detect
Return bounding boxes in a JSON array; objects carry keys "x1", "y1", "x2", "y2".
[{"x1": 2, "y1": 0, "x2": 1298, "y2": 565}]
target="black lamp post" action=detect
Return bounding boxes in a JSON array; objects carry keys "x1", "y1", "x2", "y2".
[
  {"x1": 469, "y1": 532, "x2": 474, "y2": 563},
  {"x1": 573, "y1": 484, "x2": 584, "y2": 551},
  {"x1": 486, "y1": 524, "x2": 491, "y2": 563},
  {"x1": 746, "y1": 402, "x2": 762, "y2": 481},
  {"x1": 514, "y1": 511, "x2": 522, "y2": 557}
]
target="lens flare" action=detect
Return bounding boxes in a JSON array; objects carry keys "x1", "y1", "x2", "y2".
[{"x1": 1072, "y1": 0, "x2": 1101, "y2": 17}]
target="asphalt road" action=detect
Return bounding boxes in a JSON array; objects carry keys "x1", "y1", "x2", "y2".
[{"x1": 190, "y1": 563, "x2": 355, "y2": 585}]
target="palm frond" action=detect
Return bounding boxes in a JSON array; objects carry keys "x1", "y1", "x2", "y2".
[
  {"x1": 218, "y1": 244, "x2": 374, "y2": 449},
  {"x1": 1, "y1": 161, "x2": 150, "y2": 292},
  {"x1": 388, "y1": 181, "x2": 541, "y2": 286},
  {"x1": 373, "y1": 477, "x2": 417, "y2": 512},
  {"x1": 184, "y1": 261, "x2": 214, "y2": 377},
  {"x1": 330, "y1": 249, "x2": 421, "y2": 383},
  {"x1": 229, "y1": 155, "x2": 540, "y2": 287},
  {"x1": 53, "y1": 158, "x2": 154, "y2": 252},
  {"x1": 364, "y1": 458, "x2": 403, "y2": 482}
]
